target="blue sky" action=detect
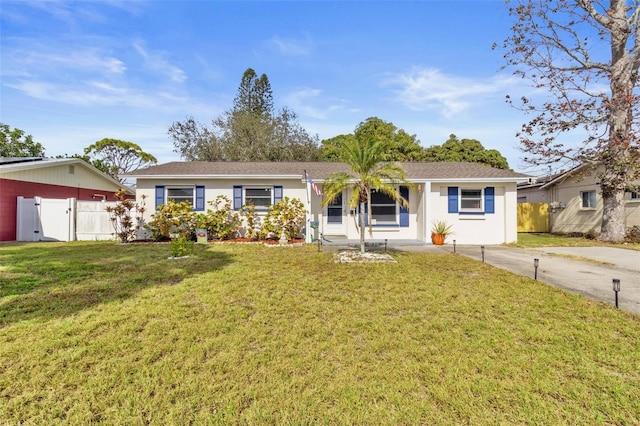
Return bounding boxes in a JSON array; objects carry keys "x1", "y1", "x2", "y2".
[{"x1": 2, "y1": 1, "x2": 545, "y2": 173}]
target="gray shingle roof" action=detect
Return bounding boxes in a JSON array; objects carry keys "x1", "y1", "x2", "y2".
[{"x1": 125, "y1": 161, "x2": 530, "y2": 180}]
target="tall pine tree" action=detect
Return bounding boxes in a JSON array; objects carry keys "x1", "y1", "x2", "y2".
[
  {"x1": 169, "y1": 68, "x2": 319, "y2": 161},
  {"x1": 233, "y1": 68, "x2": 273, "y2": 117}
]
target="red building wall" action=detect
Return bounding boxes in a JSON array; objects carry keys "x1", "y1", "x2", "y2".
[{"x1": 0, "y1": 178, "x2": 124, "y2": 241}]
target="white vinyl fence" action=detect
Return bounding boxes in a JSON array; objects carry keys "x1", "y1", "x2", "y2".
[{"x1": 16, "y1": 197, "x2": 123, "y2": 242}]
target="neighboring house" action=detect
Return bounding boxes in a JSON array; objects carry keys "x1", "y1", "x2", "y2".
[
  {"x1": 125, "y1": 161, "x2": 529, "y2": 245},
  {"x1": 516, "y1": 164, "x2": 640, "y2": 234},
  {"x1": 0, "y1": 157, "x2": 132, "y2": 241}
]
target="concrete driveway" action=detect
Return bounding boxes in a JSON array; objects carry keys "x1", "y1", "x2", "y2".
[
  {"x1": 324, "y1": 239, "x2": 639, "y2": 315},
  {"x1": 431, "y1": 245, "x2": 640, "y2": 316}
]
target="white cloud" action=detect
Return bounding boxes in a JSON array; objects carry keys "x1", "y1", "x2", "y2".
[
  {"x1": 268, "y1": 35, "x2": 311, "y2": 56},
  {"x1": 283, "y1": 87, "x2": 358, "y2": 120},
  {"x1": 283, "y1": 87, "x2": 326, "y2": 119},
  {"x1": 132, "y1": 41, "x2": 187, "y2": 84},
  {"x1": 7, "y1": 1, "x2": 144, "y2": 25},
  {"x1": 7, "y1": 79, "x2": 148, "y2": 107},
  {"x1": 2, "y1": 43, "x2": 126, "y2": 76},
  {"x1": 384, "y1": 67, "x2": 519, "y2": 117},
  {"x1": 1, "y1": 37, "x2": 192, "y2": 111}
]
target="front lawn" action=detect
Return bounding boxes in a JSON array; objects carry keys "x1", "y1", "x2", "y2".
[
  {"x1": 1, "y1": 242, "x2": 639, "y2": 424},
  {"x1": 514, "y1": 232, "x2": 640, "y2": 250}
]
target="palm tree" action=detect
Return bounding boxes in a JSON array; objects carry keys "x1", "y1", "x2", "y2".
[{"x1": 322, "y1": 135, "x2": 412, "y2": 253}]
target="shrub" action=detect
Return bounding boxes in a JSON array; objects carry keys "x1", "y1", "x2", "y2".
[
  {"x1": 169, "y1": 235, "x2": 194, "y2": 257},
  {"x1": 624, "y1": 225, "x2": 640, "y2": 243},
  {"x1": 241, "y1": 203, "x2": 261, "y2": 240},
  {"x1": 105, "y1": 189, "x2": 146, "y2": 243},
  {"x1": 261, "y1": 197, "x2": 306, "y2": 241},
  {"x1": 145, "y1": 200, "x2": 195, "y2": 241},
  {"x1": 566, "y1": 232, "x2": 584, "y2": 238},
  {"x1": 584, "y1": 228, "x2": 599, "y2": 240},
  {"x1": 194, "y1": 196, "x2": 241, "y2": 240}
]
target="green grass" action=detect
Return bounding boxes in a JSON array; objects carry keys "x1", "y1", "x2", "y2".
[
  {"x1": 1, "y1": 241, "x2": 639, "y2": 424},
  {"x1": 513, "y1": 233, "x2": 640, "y2": 250}
]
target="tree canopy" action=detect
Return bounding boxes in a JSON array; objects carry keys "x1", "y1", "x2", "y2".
[
  {"x1": 499, "y1": 0, "x2": 640, "y2": 242},
  {"x1": 169, "y1": 68, "x2": 320, "y2": 162},
  {"x1": 320, "y1": 117, "x2": 424, "y2": 162},
  {"x1": 322, "y1": 133, "x2": 411, "y2": 253},
  {"x1": 0, "y1": 123, "x2": 45, "y2": 157},
  {"x1": 423, "y1": 134, "x2": 510, "y2": 170},
  {"x1": 84, "y1": 138, "x2": 157, "y2": 182}
]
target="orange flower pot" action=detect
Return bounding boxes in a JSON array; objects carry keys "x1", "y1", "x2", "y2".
[{"x1": 431, "y1": 232, "x2": 445, "y2": 245}]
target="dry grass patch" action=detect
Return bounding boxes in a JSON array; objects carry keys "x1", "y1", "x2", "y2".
[{"x1": 0, "y1": 241, "x2": 639, "y2": 424}]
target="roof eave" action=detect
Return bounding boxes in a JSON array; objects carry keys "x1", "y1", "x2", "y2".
[
  {"x1": 0, "y1": 157, "x2": 127, "y2": 189},
  {"x1": 426, "y1": 177, "x2": 529, "y2": 183},
  {"x1": 125, "y1": 174, "x2": 305, "y2": 180}
]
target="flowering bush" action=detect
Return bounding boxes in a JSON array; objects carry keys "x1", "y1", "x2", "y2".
[
  {"x1": 241, "y1": 203, "x2": 261, "y2": 240},
  {"x1": 261, "y1": 197, "x2": 306, "y2": 241},
  {"x1": 194, "y1": 195, "x2": 242, "y2": 240},
  {"x1": 145, "y1": 200, "x2": 195, "y2": 241}
]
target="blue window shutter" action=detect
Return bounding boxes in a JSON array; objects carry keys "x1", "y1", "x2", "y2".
[
  {"x1": 448, "y1": 187, "x2": 458, "y2": 213},
  {"x1": 485, "y1": 187, "x2": 495, "y2": 214},
  {"x1": 399, "y1": 186, "x2": 409, "y2": 227},
  {"x1": 155, "y1": 186, "x2": 165, "y2": 210},
  {"x1": 195, "y1": 186, "x2": 205, "y2": 211},
  {"x1": 274, "y1": 186, "x2": 283, "y2": 204},
  {"x1": 233, "y1": 186, "x2": 242, "y2": 210}
]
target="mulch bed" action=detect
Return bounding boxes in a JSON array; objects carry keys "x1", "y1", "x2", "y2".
[
  {"x1": 128, "y1": 238, "x2": 306, "y2": 245},
  {"x1": 210, "y1": 238, "x2": 306, "y2": 245}
]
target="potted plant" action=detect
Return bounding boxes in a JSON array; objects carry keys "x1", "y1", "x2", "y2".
[{"x1": 431, "y1": 220, "x2": 454, "y2": 245}]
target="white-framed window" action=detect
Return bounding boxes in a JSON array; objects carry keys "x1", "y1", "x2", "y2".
[
  {"x1": 245, "y1": 187, "x2": 272, "y2": 208},
  {"x1": 517, "y1": 196, "x2": 527, "y2": 203},
  {"x1": 327, "y1": 194, "x2": 343, "y2": 224},
  {"x1": 581, "y1": 190, "x2": 597, "y2": 209},
  {"x1": 460, "y1": 188, "x2": 483, "y2": 212},
  {"x1": 631, "y1": 191, "x2": 639, "y2": 200},
  {"x1": 370, "y1": 189, "x2": 397, "y2": 224},
  {"x1": 167, "y1": 187, "x2": 194, "y2": 205}
]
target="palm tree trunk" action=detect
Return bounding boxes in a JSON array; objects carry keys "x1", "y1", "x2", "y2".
[{"x1": 359, "y1": 201, "x2": 366, "y2": 253}]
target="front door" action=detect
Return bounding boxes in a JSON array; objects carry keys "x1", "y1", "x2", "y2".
[{"x1": 323, "y1": 193, "x2": 345, "y2": 235}]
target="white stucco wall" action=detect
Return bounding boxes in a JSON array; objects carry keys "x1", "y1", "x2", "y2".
[
  {"x1": 427, "y1": 182, "x2": 518, "y2": 245},
  {"x1": 134, "y1": 178, "x2": 520, "y2": 244},
  {"x1": 315, "y1": 186, "x2": 420, "y2": 242},
  {"x1": 135, "y1": 178, "x2": 310, "y2": 239}
]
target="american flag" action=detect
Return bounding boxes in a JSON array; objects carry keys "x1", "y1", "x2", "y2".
[{"x1": 307, "y1": 173, "x2": 322, "y2": 196}]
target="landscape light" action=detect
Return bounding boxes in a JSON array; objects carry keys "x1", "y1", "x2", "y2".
[
  {"x1": 534, "y1": 258, "x2": 539, "y2": 280},
  {"x1": 481, "y1": 245, "x2": 485, "y2": 263},
  {"x1": 613, "y1": 279, "x2": 621, "y2": 308},
  {"x1": 453, "y1": 239, "x2": 456, "y2": 253}
]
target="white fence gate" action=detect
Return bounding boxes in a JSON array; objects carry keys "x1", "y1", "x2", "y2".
[
  {"x1": 16, "y1": 197, "x2": 119, "y2": 242},
  {"x1": 76, "y1": 200, "x2": 119, "y2": 241}
]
